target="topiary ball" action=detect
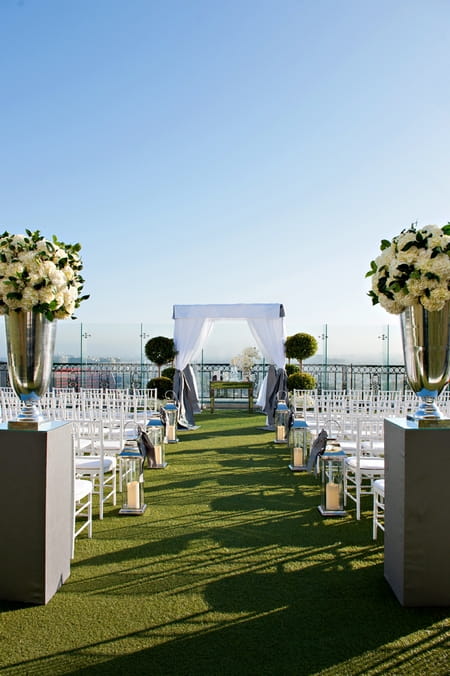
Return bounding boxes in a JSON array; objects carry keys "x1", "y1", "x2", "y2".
[
  {"x1": 287, "y1": 372, "x2": 316, "y2": 391},
  {"x1": 147, "y1": 376, "x2": 173, "y2": 400}
]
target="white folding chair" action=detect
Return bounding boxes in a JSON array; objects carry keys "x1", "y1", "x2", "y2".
[
  {"x1": 75, "y1": 419, "x2": 117, "y2": 519},
  {"x1": 343, "y1": 417, "x2": 384, "y2": 520},
  {"x1": 73, "y1": 478, "x2": 93, "y2": 556},
  {"x1": 372, "y1": 479, "x2": 385, "y2": 540}
]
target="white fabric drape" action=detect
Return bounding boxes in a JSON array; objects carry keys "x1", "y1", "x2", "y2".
[
  {"x1": 247, "y1": 318, "x2": 286, "y2": 368},
  {"x1": 247, "y1": 317, "x2": 286, "y2": 408},
  {"x1": 174, "y1": 317, "x2": 214, "y2": 371}
]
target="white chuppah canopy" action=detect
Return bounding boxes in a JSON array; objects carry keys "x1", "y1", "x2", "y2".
[{"x1": 172, "y1": 303, "x2": 287, "y2": 428}]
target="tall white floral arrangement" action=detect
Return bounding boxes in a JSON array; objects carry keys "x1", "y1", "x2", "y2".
[
  {"x1": 366, "y1": 223, "x2": 450, "y2": 314},
  {"x1": 0, "y1": 229, "x2": 88, "y2": 320},
  {"x1": 230, "y1": 346, "x2": 260, "y2": 378}
]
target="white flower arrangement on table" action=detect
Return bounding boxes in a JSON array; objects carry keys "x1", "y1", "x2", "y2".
[
  {"x1": 366, "y1": 222, "x2": 450, "y2": 314},
  {"x1": 230, "y1": 346, "x2": 260, "y2": 378},
  {"x1": 0, "y1": 229, "x2": 89, "y2": 320}
]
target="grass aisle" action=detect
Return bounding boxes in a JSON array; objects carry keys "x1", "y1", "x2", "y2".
[{"x1": 0, "y1": 411, "x2": 448, "y2": 675}]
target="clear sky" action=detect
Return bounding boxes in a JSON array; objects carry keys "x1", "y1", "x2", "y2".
[{"x1": 1, "y1": 0, "x2": 449, "y2": 363}]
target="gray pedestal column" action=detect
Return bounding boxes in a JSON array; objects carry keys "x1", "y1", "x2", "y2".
[
  {"x1": 384, "y1": 418, "x2": 450, "y2": 607},
  {"x1": 0, "y1": 421, "x2": 73, "y2": 605}
]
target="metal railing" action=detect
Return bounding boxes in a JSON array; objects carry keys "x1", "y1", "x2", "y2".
[{"x1": 0, "y1": 361, "x2": 409, "y2": 395}]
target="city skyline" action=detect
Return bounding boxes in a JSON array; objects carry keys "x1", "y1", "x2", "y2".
[{"x1": 0, "y1": 318, "x2": 403, "y2": 365}]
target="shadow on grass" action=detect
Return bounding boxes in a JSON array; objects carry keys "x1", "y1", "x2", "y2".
[{"x1": 7, "y1": 562, "x2": 449, "y2": 675}]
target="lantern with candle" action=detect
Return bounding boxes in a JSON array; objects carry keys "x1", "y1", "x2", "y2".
[
  {"x1": 118, "y1": 448, "x2": 147, "y2": 515},
  {"x1": 146, "y1": 418, "x2": 167, "y2": 468},
  {"x1": 274, "y1": 392, "x2": 290, "y2": 443},
  {"x1": 288, "y1": 418, "x2": 310, "y2": 471},
  {"x1": 318, "y1": 442, "x2": 346, "y2": 517},
  {"x1": 163, "y1": 393, "x2": 178, "y2": 443}
]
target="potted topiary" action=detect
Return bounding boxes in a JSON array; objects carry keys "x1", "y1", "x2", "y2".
[
  {"x1": 284, "y1": 332, "x2": 318, "y2": 371},
  {"x1": 144, "y1": 336, "x2": 177, "y2": 376},
  {"x1": 147, "y1": 376, "x2": 173, "y2": 400},
  {"x1": 287, "y1": 371, "x2": 316, "y2": 391}
]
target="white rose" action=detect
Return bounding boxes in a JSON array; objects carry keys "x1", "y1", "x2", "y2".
[
  {"x1": 39, "y1": 286, "x2": 57, "y2": 304},
  {"x1": 5, "y1": 261, "x2": 24, "y2": 278},
  {"x1": 63, "y1": 265, "x2": 75, "y2": 281},
  {"x1": 65, "y1": 286, "x2": 78, "y2": 302},
  {"x1": 49, "y1": 269, "x2": 66, "y2": 288},
  {"x1": 42, "y1": 261, "x2": 57, "y2": 278},
  {"x1": 22, "y1": 288, "x2": 40, "y2": 306},
  {"x1": 18, "y1": 251, "x2": 37, "y2": 268}
]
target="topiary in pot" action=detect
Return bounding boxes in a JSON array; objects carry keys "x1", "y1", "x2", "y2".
[
  {"x1": 147, "y1": 376, "x2": 173, "y2": 400},
  {"x1": 145, "y1": 336, "x2": 177, "y2": 376},
  {"x1": 161, "y1": 366, "x2": 176, "y2": 382},
  {"x1": 287, "y1": 371, "x2": 316, "y2": 391},
  {"x1": 285, "y1": 332, "x2": 318, "y2": 371}
]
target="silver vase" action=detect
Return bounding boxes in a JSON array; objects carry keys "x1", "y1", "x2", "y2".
[
  {"x1": 5, "y1": 311, "x2": 57, "y2": 423},
  {"x1": 400, "y1": 302, "x2": 450, "y2": 419}
]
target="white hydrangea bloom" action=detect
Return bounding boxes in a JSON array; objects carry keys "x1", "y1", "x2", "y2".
[
  {"x1": 421, "y1": 287, "x2": 450, "y2": 312},
  {"x1": 368, "y1": 223, "x2": 450, "y2": 314},
  {"x1": 0, "y1": 230, "x2": 87, "y2": 319},
  {"x1": 378, "y1": 296, "x2": 404, "y2": 314}
]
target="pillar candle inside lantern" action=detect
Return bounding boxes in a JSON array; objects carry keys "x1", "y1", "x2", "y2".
[
  {"x1": 154, "y1": 444, "x2": 162, "y2": 465},
  {"x1": 276, "y1": 425, "x2": 285, "y2": 441},
  {"x1": 127, "y1": 480, "x2": 140, "y2": 509},
  {"x1": 325, "y1": 482, "x2": 340, "y2": 511},
  {"x1": 293, "y1": 446, "x2": 304, "y2": 466},
  {"x1": 167, "y1": 425, "x2": 176, "y2": 442}
]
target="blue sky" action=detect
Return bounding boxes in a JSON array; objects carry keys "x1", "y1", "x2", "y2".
[{"x1": 1, "y1": 0, "x2": 449, "y2": 362}]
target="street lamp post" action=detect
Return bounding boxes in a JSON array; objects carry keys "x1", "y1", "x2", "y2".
[
  {"x1": 319, "y1": 324, "x2": 328, "y2": 391},
  {"x1": 378, "y1": 325, "x2": 390, "y2": 391},
  {"x1": 80, "y1": 323, "x2": 91, "y2": 389},
  {"x1": 140, "y1": 324, "x2": 149, "y2": 389}
]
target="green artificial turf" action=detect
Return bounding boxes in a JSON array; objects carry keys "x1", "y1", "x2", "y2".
[{"x1": 0, "y1": 410, "x2": 448, "y2": 675}]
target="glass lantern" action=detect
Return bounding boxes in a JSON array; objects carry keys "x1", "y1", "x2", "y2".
[
  {"x1": 163, "y1": 393, "x2": 178, "y2": 443},
  {"x1": 274, "y1": 393, "x2": 289, "y2": 443},
  {"x1": 145, "y1": 418, "x2": 167, "y2": 468},
  {"x1": 118, "y1": 448, "x2": 147, "y2": 515},
  {"x1": 318, "y1": 443, "x2": 346, "y2": 517},
  {"x1": 288, "y1": 419, "x2": 309, "y2": 471}
]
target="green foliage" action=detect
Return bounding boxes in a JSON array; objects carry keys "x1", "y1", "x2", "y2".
[
  {"x1": 147, "y1": 376, "x2": 173, "y2": 400},
  {"x1": 161, "y1": 366, "x2": 176, "y2": 381},
  {"x1": 287, "y1": 371, "x2": 316, "y2": 391},
  {"x1": 285, "y1": 332, "x2": 318, "y2": 369},
  {"x1": 144, "y1": 336, "x2": 177, "y2": 375},
  {"x1": 285, "y1": 363, "x2": 300, "y2": 376}
]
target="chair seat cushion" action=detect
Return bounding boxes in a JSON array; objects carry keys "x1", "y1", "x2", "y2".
[
  {"x1": 75, "y1": 455, "x2": 116, "y2": 472},
  {"x1": 338, "y1": 440, "x2": 384, "y2": 453},
  {"x1": 74, "y1": 478, "x2": 93, "y2": 500},
  {"x1": 346, "y1": 456, "x2": 385, "y2": 471},
  {"x1": 373, "y1": 479, "x2": 385, "y2": 495}
]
